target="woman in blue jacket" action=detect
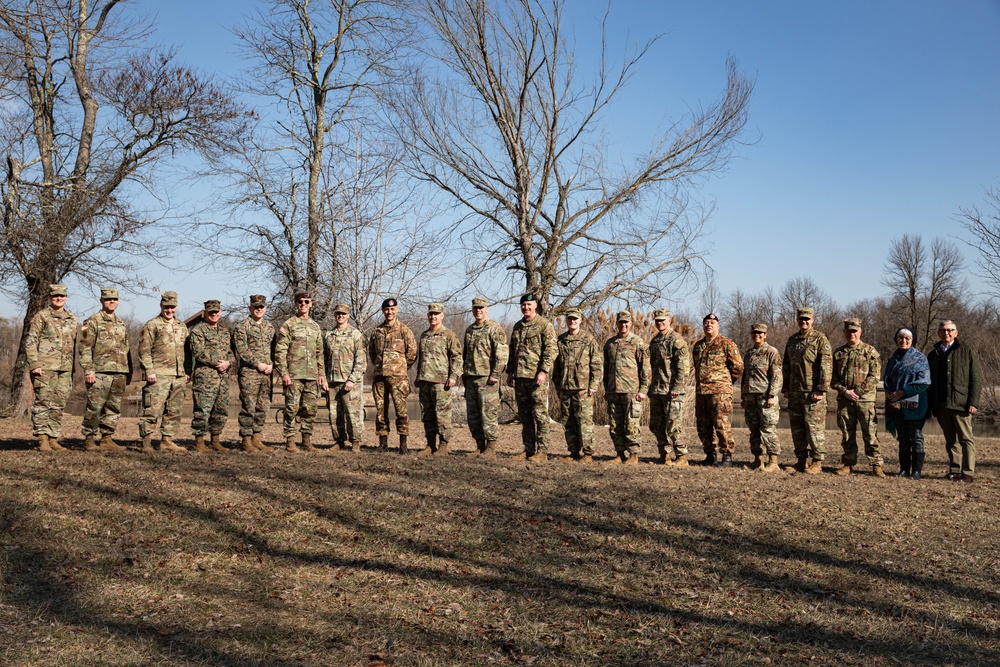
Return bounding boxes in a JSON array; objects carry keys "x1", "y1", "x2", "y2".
[{"x1": 883, "y1": 328, "x2": 931, "y2": 479}]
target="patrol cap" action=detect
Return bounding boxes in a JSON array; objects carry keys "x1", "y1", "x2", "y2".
[
  {"x1": 333, "y1": 303, "x2": 349, "y2": 315},
  {"x1": 249, "y1": 295, "x2": 267, "y2": 307},
  {"x1": 49, "y1": 284, "x2": 67, "y2": 297},
  {"x1": 381, "y1": 298, "x2": 398, "y2": 309},
  {"x1": 471, "y1": 297, "x2": 488, "y2": 308},
  {"x1": 564, "y1": 308, "x2": 582, "y2": 319},
  {"x1": 797, "y1": 307, "x2": 814, "y2": 320},
  {"x1": 752, "y1": 323, "x2": 768, "y2": 334},
  {"x1": 616, "y1": 310, "x2": 632, "y2": 323},
  {"x1": 843, "y1": 317, "x2": 861, "y2": 331},
  {"x1": 100, "y1": 287, "x2": 119, "y2": 301},
  {"x1": 160, "y1": 291, "x2": 178, "y2": 306},
  {"x1": 703, "y1": 313, "x2": 719, "y2": 322},
  {"x1": 653, "y1": 308, "x2": 672, "y2": 320},
  {"x1": 519, "y1": 292, "x2": 537, "y2": 304},
  {"x1": 204, "y1": 300, "x2": 221, "y2": 313},
  {"x1": 294, "y1": 291, "x2": 311, "y2": 302},
  {"x1": 427, "y1": 302, "x2": 444, "y2": 314}
]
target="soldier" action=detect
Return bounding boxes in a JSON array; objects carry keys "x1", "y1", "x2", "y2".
[
  {"x1": 233, "y1": 295, "x2": 274, "y2": 452},
  {"x1": 369, "y1": 298, "x2": 417, "y2": 453},
  {"x1": 462, "y1": 297, "x2": 508, "y2": 459},
  {"x1": 552, "y1": 308, "x2": 602, "y2": 463},
  {"x1": 25, "y1": 284, "x2": 77, "y2": 452},
  {"x1": 831, "y1": 318, "x2": 883, "y2": 477},
  {"x1": 138, "y1": 291, "x2": 189, "y2": 453},
  {"x1": 506, "y1": 293, "x2": 558, "y2": 461},
  {"x1": 78, "y1": 287, "x2": 131, "y2": 452},
  {"x1": 415, "y1": 302, "x2": 462, "y2": 456},
  {"x1": 188, "y1": 300, "x2": 233, "y2": 453},
  {"x1": 324, "y1": 303, "x2": 366, "y2": 451},
  {"x1": 692, "y1": 314, "x2": 744, "y2": 467},
  {"x1": 782, "y1": 306, "x2": 833, "y2": 474},
  {"x1": 741, "y1": 323, "x2": 782, "y2": 472},
  {"x1": 603, "y1": 311, "x2": 651, "y2": 464},
  {"x1": 648, "y1": 309, "x2": 690, "y2": 466},
  {"x1": 274, "y1": 291, "x2": 328, "y2": 452}
]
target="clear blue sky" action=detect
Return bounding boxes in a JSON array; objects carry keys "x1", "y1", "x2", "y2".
[{"x1": 3, "y1": 0, "x2": 998, "y2": 321}]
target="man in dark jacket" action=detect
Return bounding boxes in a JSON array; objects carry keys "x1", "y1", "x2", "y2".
[{"x1": 927, "y1": 320, "x2": 982, "y2": 482}]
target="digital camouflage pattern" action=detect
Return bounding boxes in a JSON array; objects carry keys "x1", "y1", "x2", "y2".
[
  {"x1": 604, "y1": 332, "x2": 650, "y2": 455},
  {"x1": 233, "y1": 318, "x2": 274, "y2": 372},
  {"x1": 554, "y1": 330, "x2": 602, "y2": 457},
  {"x1": 189, "y1": 321, "x2": 233, "y2": 436},
  {"x1": 274, "y1": 316, "x2": 325, "y2": 379},
  {"x1": 324, "y1": 325, "x2": 366, "y2": 446},
  {"x1": 649, "y1": 329, "x2": 690, "y2": 395},
  {"x1": 25, "y1": 306, "x2": 77, "y2": 372},
  {"x1": 508, "y1": 316, "x2": 557, "y2": 453},
  {"x1": 831, "y1": 342, "x2": 881, "y2": 402},
  {"x1": 138, "y1": 315, "x2": 188, "y2": 378},
  {"x1": 744, "y1": 393, "x2": 781, "y2": 456},
  {"x1": 783, "y1": 328, "x2": 833, "y2": 461},
  {"x1": 463, "y1": 317, "x2": 508, "y2": 447},
  {"x1": 79, "y1": 310, "x2": 131, "y2": 438},
  {"x1": 692, "y1": 335, "x2": 743, "y2": 395},
  {"x1": 695, "y1": 393, "x2": 736, "y2": 455},
  {"x1": 369, "y1": 320, "x2": 417, "y2": 378},
  {"x1": 233, "y1": 317, "x2": 275, "y2": 437}
]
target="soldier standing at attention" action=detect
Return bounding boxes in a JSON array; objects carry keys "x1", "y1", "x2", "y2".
[
  {"x1": 462, "y1": 297, "x2": 508, "y2": 459},
  {"x1": 274, "y1": 291, "x2": 327, "y2": 452},
  {"x1": 78, "y1": 287, "x2": 131, "y2": 452},
  {"x1": 189, "y1": 300, "x2": 233, "y2": 453},
  {"x1": 831, "y1": 318, "x2": 883, "y2": 477},
  {"x1": 232, "y1": 295, "x2": 274, "y2": 452},
  {"x1": 415, "y1": 302, "x2": 462, "y2": 456},
  {"x1": 647, "y1": 309, "x2": 690, "y2": 466},
  {"x1": 603, "y1": 311, "x2": 651, "y2": 465},
  {"x1": 369, "y1": 298, "x2": 417, "y2": 453},
  {"x1": 138, "y1": 291, "x2": 189, "y2": 453},
  {"x1": 692, "y1": 314, "x2": 744, "y2": 468},
  {"x1": 323, "y1": 303, "x2": 366, "y2": 452},
  {"x1": 506, "y1": 293, "x2": 558, "y2": 462},
  {"x1": 552, "y1": 308, "x2": 602, "y2": 463},
  {"x1": 25, "y1": 284, "x2": 77, "y2": 452},
  {"x1": 741, "y1": 323, "x2": 782, "y2": 472},
  {"x1": 782, "y1": 306, "x2": 833, "y2": 474}
]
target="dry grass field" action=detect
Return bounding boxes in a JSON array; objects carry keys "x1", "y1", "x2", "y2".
[{"x1": 1, "y1": 416, "x2": 998, "y2": 666}]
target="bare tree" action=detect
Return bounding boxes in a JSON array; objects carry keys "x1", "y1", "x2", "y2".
[
  {"x1": 0, "y1": 0, "x2": 246, "y2": 413},
  {"x1": 778, "y1": 276, "x2": 834, "y2": 328},
  {"x1": 959, "y1": 186, "x2": 1000, "y2": 296},
  {"x1": 393, "y1": 0, "x2": 753, "y2": 315}
]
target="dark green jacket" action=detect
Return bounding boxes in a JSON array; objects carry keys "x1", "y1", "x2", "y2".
[{"x1": 927, "y1": 340, "x2": 982, "y2": 413}]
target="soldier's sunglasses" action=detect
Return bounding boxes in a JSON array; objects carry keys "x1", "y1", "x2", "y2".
[{"x1": 297, "y1": 299, "x2": 311, "y2": 304}]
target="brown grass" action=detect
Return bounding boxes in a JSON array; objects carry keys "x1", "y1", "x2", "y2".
[{"x1": 1, "y1": 416, "x2": 998, "y2": 666}]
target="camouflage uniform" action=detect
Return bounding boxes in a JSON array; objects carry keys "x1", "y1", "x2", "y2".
[
  {"x1": 831, "y1": 340, "x2": 882, "y2": 467},
  {"x1": 233, "y1": 316, "x2": 275, "y2": 437},
  {"x1": 188, "y1": 320, "x2": 233, "y2": 437},
  {"x1": 274, "y1": 315, "x2": 326, "y2": 437},
  {"x1": 79, "y1": 309, "x2": 131, "y2": 438},
  {"x1": 138, "y1": 315, "x2": 189, "y2": 439},
  {"x1": 507, "y1": 315, "x2": 558, "y2": 454},
  {"x1": 416, "y1": 324, "x2": 462, "y2": 445},
  {"x1": 553, "y1": 327, "x2": 603, "y2": 457},
  {"x1": 603, "y1": 331, "x2": 651, "y2": 457},
  {"x1": 742, "y1": 341, "x2": 782, "y2": 457},
  {"x1": 324, "y1": 323, "x2": 367, "y2": 447},
  {"x1": 462, "y1": 313, "x2": 508, "y2": 449},
  {"x1": 648, "y1": 327, "x2": 690, "y2": 458},
  {"x1": 783, "y1": 328, "x2": 833, "y2": 462},
  {"x1": 692, "y1": 335, "x2": 744, "y2": 455},
  {"x1": 25, "y1": 305, "x2": 77, "y2": 438},
  {"x1": 369, "y1": 320, "x2": 417, "y2": 436}
]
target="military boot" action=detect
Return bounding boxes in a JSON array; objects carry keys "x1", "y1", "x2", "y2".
[
  {"x1": 285, "y1": 435, "x2": 299, "y2": 453},
  {"x1": 673, "y1": 454, "x2": 689, "y2": 468},
  {"x1": 160, "y1": 436, "x2": 184, "y2": 452},
  {"x1": 398, "y1": 434, "x2": 409, "y2": 455},
  {"x1": 623, "y1": 452, "x2": 639, "y2": 465},
  {"x1": 700, "y1": 451, "x2": 717, "y2": 466},
  {"x1": 378, "y1": 435, "x2": 389, "y2": 451},
  {"x1": 527, "y1": 450, "x2": 547, "y2": 462},
  {"x1": 715, "y1": 452, "x2": 733, "y2": 468},
  {"x1": 84, "y1": 435, "x2": 100, "y2": 452},
  {"x1": 578, "y1": 454, "x2": 594, "y2": 464},
  {"x1": 804, "y1": 459, "x2": 823, "y2": 474},
  {"x1": 416, "y1": 434, "x2": 435, "y2": 456},
  {"x1": 48, "y1": 437, "x2": 67, "y2": 451},
  {"x1": 36, "y1": 434, "x2": 53, "y2": 452},
  {"x1": 872, "y1": 465, "x2": 885, "y2": 478},
  {"x1": 835, "y1": 465, "x2": 852, "y2": 476},
  {"x1": 100, "y1": 434, "x2": 125, "y2": 452},
  {"x1": 252, "y1": 433, "x2": 272, "y2": 452},
  {"x1": 762, "y1": 455, "x2": 780, "y2": 472},
  {"x1": 241, "y1": 435, "x2": 255, "y2": 452},
  {"x1": 300, "y1": 433, "x2": 317, "y2": 452},
  {"x1": 193, "y1": 435, "x2": 210, "y2": 453},
  {"x1": 511, "y1": 450, "x2": 529, "y2": 460},
  {"x1": 141, "y1": 435, "x2": 155, "y2": 453},
  {"x1": 433, "y1": 440, "x2": 449, "y2": 457},
  {"x1": 210, "y1": 434, "x2": 227, "y2": 452},
  {"x1": 480, "y1": 441, "x2": 497, "y2": 460},
  {"x1": 605, "y1": 452, "x2": 624, "y2": 465},
  {"x1": 748, "y1": 454, "x2": 763, "y2": 471},
  {"x1": 910, "y1": 452, "x2": 925, "y2": 480},
  {"x1": 349, "y1": 441, "x2": 360, "y2": 452}
]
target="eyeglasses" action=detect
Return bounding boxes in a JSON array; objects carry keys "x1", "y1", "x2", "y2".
[
  {"x1": 297, "y1": 299, "x2": 311, "y2": 304},
  {"x1": 252, "y1": 305, "x2": 266, "y2": 309}
]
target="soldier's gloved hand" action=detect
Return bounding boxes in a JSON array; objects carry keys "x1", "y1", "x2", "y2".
[{"x1": 85, "y1": 373, "x2": 97, "y2": 384}]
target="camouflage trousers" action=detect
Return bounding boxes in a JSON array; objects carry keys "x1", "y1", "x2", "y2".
[
  {"x1": 283, "y1": 379, "x2": 320, "y2": 437},
  {"x1": 82, "y1": 373, "x2": 127, "y2": 437},
  {"x1": 607, "y1": 393, "x2": 644, "y2": 456},
  {"x1": 418, "y1": 381, "x2": 454, "y2": 443},
  {"x1": 31, "y1": 370, "x2": 72, "y2": 438},
  {"x1": 695, "y1": 393, "x2": 735, "y2": 454},
  {"x1": 191, "y1": 369, "x2": 230, "y2": 436},
  {"x1": 373, "y1": 375, "x2": 410, "y2": 436},
  {"x1": 514, "y1": 377, "x2": 549, "y2": 454},
  {"x1": 649, "y1": 393, "x2": 686, "y2": 456},
  {"x1": 138, "y1": 375, "x2": 186, "y2": 438},
  {"x1": 743, "y1": 394, "x2": 781, "y2": 457},
  {"x1": 238, "y1": 370, "x2": 271, "y2": 437},
  {"x1": 464, "y1": 375, "x2": 500, "y2": 446},
  {"x1": 328, "y1": 381, "x2": 364, "y2": 445},
  {"x1": 559, "y1": 390, "x2": 594, "y2": 457},
  {"x1": 788, "y1": 391, "x2": 826, "y2": 461},
  {"x1": 837, "y1": 399, "x2": 881, "y2": 466}
]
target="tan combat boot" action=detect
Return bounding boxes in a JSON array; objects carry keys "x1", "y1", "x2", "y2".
[
  {"x1": 141, "y1": 435, "x2": 155, "y2": 453},
  {"x1": 762, "y1": 455, "x2": 780, "y2": 472},
  {"x1": 749, "y1": 455, "x2": 763, "y2": 471},
  {"x1": 605, "y1": 452, "x2": 624, "y2": 465},
  {"x1": 300, "y1": 433, "x2": 317, "y2": 452},
  {"x1": 160, "y1": 436, "x2": 184, "y2": 452},
  {"x1": 578, "y1": 454, "x2": 594, "y2": 464},
  {"x1": 623, "y1": 453, "x2": 639, "y2": 465},
  {"x1": 241, "y1": 435, "x2": 255, "y2": 452},
  {"x1": 252, "y1": 433, "x2": 272, "y2": 452},
  {"x1": 511, "y1": 450, "x2": 529, "y2": 460},
  {"x1": 37, "y1": 434, "x2": 52, "y2": 452},
  {"x1": 285, "y1": 435, "x2": 299, "y2": 453},
  {"x1": 480, "y1": 441, "x2": 497, "y2": 460},
  {"x1": 433, "y1": 440, "x2": 449, "y2": 456},
  {"x1": 872, "y1": 465, "x2": 886, "y2": 478},
  {"x1": 348, "y1": 441, "x2": 360, "y2": 452},
  {"x1": 192, "y1": 435, "x2": 210, "y2": 453},
  {"x1": 48, "y1": 437, "x2": 67, "y2": 451},
  {"x1": 673, "y1": 454, "x2": 689, "y2": 468},
  {"x1": 84, "y1": 435, "x2": 100, "y2": 452},
  {"x1": 210, "y1": 434, "x2": 228, "y2": 453},
  {"x1": 527, "y1": 451, "x2": 547, "y2": 462},
  {"x1": 416, "y1": 435, "x2": 436, "y2": 456},
  {"x1": 805, "y1": 459, "x2": 824, "y2": 474},
  {"x1": 100, "y1": 434, "x2": 125, "y2": 452},
  {"x1": 835, "y1": 465, "x2": 852, "y2": 476}
]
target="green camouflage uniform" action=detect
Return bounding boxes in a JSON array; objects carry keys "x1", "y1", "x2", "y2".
[
  {"x1": 462, "y1": 318, "x2": 508, "y2": 448},
  {"x1": 553, "y1": 330, "x2": 603, "y2": 457},
  {"x1": 603, "y1": 333, "x2": 651, "y2": 456},
  {"x1": 648, "y1": 330, "x2": 690, "y2": 458},
  {"x1": 324, "y1": 325, "x2": 367, "y2": 446},
  {"x1": 741, "y1": 343, "x2": 782, "y2": 457},
  {"x1": 25, "y1": 306, "x2": 77, "y2": 438},
  {"x1": 416, "y1": 326, "x2": 462, "y2": 444},
  {"x1": 188, "y1": 321, "x2": 233, "y2": 436},
  {"x1": 274, "y1": 316, "x2": 325, "y2": 437},
  {"x1": 692, "y1": 335, "x2": 744, "y2": 455},
  {"x1": 783, "y1": 329, "x2": 833, "y2": 461},
  {"x1": 138, "y1": 316, "x2": 189, "y2": 439},
  {"x1": 79, "y1": 310, "x2": 131, "y2": 437},
  {"x1": 369, "y1": 320, "x2": 417, "y2": 436},
  {"x1": 832, "y1": 342, "x2": 882, "y2": 466},
  {"x1": 507, "y1": 316, "x2": 558, "y2": 454},
  {"x1": 233, "y1": 318, "x2": 275, "y2": 437}
]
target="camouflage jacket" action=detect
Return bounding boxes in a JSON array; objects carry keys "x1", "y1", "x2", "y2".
[
  {"x1": 417, "y1": 327, "x2": 462, "y2": 385},
  {"x1": 782, "y1": 329, "x2": 833, "y2": 393},
  {"x1": 188, "y1": 322, "x2": 233, "y2": 375},
  {"x1": 25, "y1": 306, "x2": 77, "y2": 372},
  {"x1": 553, "y1": 330, "x2": 603, "y2": 392},
  {"x1": 274, "y1": 316, "x2": 325, "y2": 380},
  {"x1": 692, "y1": 335, "x2": 743, "y2": 395},
  {"x1": 506, "y1": 316, "x2": 558, "y2": 379},
  {"x1": 831, "y1": 341, "x2": 881, "y2": 402},
  {"x1": 368, "y1": 320, "x2": 417, "y2": 379},
  {"x1": 603, "y1": 332, "x2": 650, "y2": 395},
  {"x1": 741, "y1": 343, "x2": 782, "y2": 397},
  {"x1": 648, "y1": 330, "x2": 690, "y2": 395},
  {"x1": 139, "y1": 315, "x2": 188, "y2": 377},
  {"x1": 463, "y1": 318, "x2": 508, "y2": 378},
  {"x1": 78, "y1": 310, "x2": 131, "y2": 375},
  {"x1": 324, "y1": 325, "x2": 366, "y2": 384},
  {"x1": 233, "y1": 318, "x2": 274, "y2": 372}
]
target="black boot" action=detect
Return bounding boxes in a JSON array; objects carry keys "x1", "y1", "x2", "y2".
[
  {"x1": 910, "y1": 452, "x2": 924, "y2": 480},
  {"x1": 893, "y1": 445, "x2": 911, "y2": 477},
  {"x1": 700, "y1": 451, "x2": 717, "y2": 466},
  {"x1": 714, "y1": 452, "x2": 733, "y2": 468}
]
